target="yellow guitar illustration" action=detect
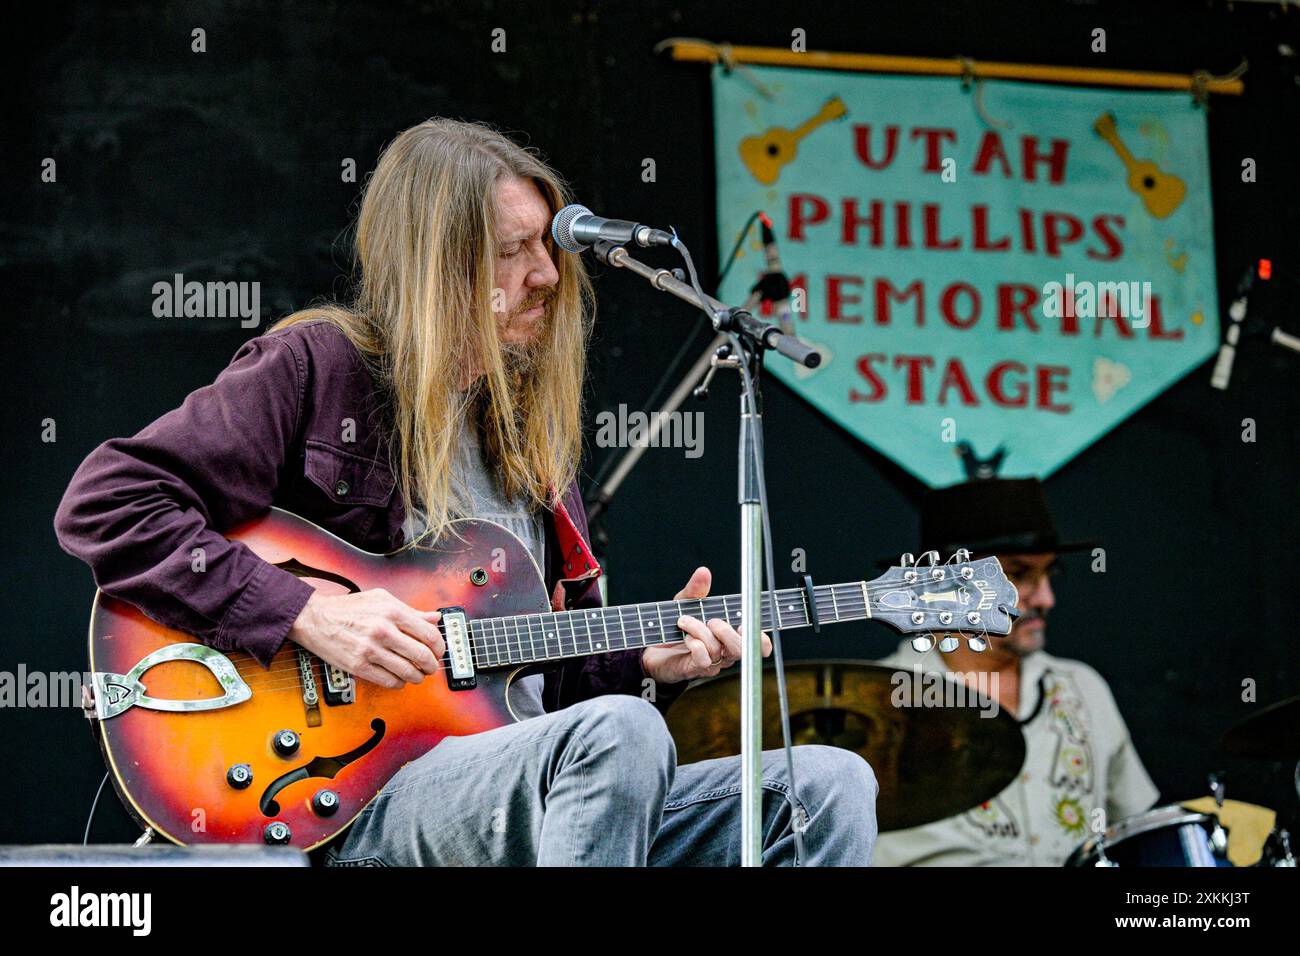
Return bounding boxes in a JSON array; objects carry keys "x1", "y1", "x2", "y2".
[
  {"x1": 1092, "y1": 112, "x2": 1186, "y2": 219},
  {"x1": 740, "y1": 96, "x2": 848, "y2": 185}
]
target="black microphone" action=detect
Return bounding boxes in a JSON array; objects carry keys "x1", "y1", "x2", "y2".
[
  {"x1": 753, "y1": 212, "x2": 794, "y2": 334},
  {"x1": 551, "y1": 204, "x2": 674, "y2": 253}
]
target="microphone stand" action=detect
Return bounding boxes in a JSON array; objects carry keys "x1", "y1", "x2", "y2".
[
  {"x1": 592, "y1": 239, "x2": 820, "y2": 865},
  {"x1": 586, "y1": 291, "x2": 762, "y2": 531}
]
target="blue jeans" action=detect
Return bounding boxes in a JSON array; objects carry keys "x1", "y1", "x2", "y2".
[{"x1": 323, "y1": 695, "x2": 879, "y2": 866}]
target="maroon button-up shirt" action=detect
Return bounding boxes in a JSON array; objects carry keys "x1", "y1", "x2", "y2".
[{"x1": 54, "y1": 319, "x2": 686, "y2": 715}]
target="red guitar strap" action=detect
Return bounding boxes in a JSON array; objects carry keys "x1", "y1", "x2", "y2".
[{"x1": 547, "y1": 483, "x2": 602, "y2": 611}]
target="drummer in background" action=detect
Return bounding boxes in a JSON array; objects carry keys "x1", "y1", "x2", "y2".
[{"x1": 871, "y1": 476, "x2": 1159, "y2": 866}]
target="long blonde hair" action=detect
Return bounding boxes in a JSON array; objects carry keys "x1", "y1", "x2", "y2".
[{"x1": 272, "y1": 118, "x2": 594, "y2": 549}]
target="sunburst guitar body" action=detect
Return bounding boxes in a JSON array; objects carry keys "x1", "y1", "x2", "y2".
[
  {"x1": 89, "y1": 508, "x2": 545, "y2": 850},
  {"x1": 86, "y1": 508, "x2": 1019, "y2": 849}
]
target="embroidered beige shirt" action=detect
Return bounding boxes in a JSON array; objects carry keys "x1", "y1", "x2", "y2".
[{"x1": 871, "y1": 640, "x2": 1158, "y2": 866}]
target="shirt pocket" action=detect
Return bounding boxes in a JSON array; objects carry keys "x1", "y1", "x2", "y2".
[{"x1": 302, "y1": 440, "x2": 397, "y2": 507}]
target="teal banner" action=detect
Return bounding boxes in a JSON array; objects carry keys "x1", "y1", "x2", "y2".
[{"x1": 713, "y1": 65, "x2": 1219, "y2": 486}]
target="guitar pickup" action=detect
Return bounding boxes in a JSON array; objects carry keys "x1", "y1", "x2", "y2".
[
  {"x1": 320, "y1": 661, "x2": 355, "y2": 706},
  {"x1": 438, "y1": 606, "x2": 476, "y2": 690}
]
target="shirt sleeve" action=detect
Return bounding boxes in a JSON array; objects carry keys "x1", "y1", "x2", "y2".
[
  {"x1": 1088, "y1": 668, "x2": 1160, "y2": 820},
  {"x1": 53, "y1": 333, "x2": 318, "y2": 668},
  {"x1": 1107, "y1": 731, "x2": 1160, "y2": 821}
]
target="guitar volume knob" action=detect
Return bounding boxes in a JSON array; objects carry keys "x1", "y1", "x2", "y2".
[
  {"x1": 273, "y1": 729, "x2": 300, "y2": 757},
  {"x1": 226, "y1": 764, "x2": 253, "y2": 790},
  {"x1": 313, "y1": 789, "x2": 340, "y2": 817},
  {"x1": 263, "y1": 821, "x2": 292, "y2": 845}
]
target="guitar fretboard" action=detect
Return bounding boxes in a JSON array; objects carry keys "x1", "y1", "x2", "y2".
[{"x1": 467, "y1": 582, "x2": 871, "y2": 669}]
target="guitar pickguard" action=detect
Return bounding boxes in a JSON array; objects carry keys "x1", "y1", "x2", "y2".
[{"x1": 91, "y1": 643, "x2": 251, "y2": 719}]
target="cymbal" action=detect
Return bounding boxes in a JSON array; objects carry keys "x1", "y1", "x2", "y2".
[
  {"x1": 1221, "y1": 696, "x2": 1300, "y2": 761},
  {"x1": 665, "y1": 659, "x2": 1026, "y2": 832}
]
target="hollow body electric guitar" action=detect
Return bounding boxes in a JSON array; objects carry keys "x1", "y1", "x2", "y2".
[{"x1": 87, "y1": 507, "x2": 1019, "y2": 849}]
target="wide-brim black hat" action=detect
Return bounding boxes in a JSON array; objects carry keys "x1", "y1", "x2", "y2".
[{"x1": 878, "y1": 476, "x2": 1100, "y2": 568}]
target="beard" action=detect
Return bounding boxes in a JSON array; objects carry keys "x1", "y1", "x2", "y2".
[
  {"x1": 1004, "y1": 608, "x2": 1047, "y2": 657},
  {"x1": 498, "y1": 289, "x2": 555, "y2": 371}
]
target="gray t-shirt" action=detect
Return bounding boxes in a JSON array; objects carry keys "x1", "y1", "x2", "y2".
[{"x1": 402, "y1": 417, "x2": 548, "y2": 719}]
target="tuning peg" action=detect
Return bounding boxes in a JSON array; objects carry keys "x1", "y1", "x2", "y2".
[
  {"x1": 938, "y1": 634, "x2": 960, "y2": 653},
  {"x1": 921, "y1": 550, "x2": 940, "y2": 566},
  {"x1": 966, "y1": 635, "x2": 988, "y2": 653},
  {"x1": 899, "y1": 552, "x2": 915, "y2": 568},
  {"x1": 953, "y1": 548, "x2": 971, "y2": 563},
  {"x1": 911, "y1": 635, "x2": 934, "y2": 653}
]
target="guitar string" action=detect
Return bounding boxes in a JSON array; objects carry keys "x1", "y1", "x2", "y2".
[
  {"x1": 196, "y1": 614, "x2": 996, "y2": 698},
  {"x1": 219, "y1": 575, "x2": 999, "y2": 679},
  {"x1": 221, "y1": 597, "x2": 999, "y2": 691},
  {"x1": 222, "y1": 591, "x2": 874, "y2": 680},
  {"x1": 223, "y1": 604, "x2": 863, "y2": 689},
  {"x1": 219, "y1": 584, "x2": 1001, "y2": 680}
]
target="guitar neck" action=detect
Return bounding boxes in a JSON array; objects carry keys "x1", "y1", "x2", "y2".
[
  {"x1": 1094, "y1": 118, "x2": 1136, "y2": 168},
  {"x1": 468, "y1": 582, "x2": 871, "y2": 669}
]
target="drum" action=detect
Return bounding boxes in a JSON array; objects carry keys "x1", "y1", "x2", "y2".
[{"x1": 1065, "y1": 805, "x2": 1233, "y2": 867}]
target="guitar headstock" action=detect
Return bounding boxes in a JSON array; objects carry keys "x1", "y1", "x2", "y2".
[
  {"x1": 867, "y1": 550, "x2": 1020, "y2": 653},
  {"x1": 820, "y1": 95, "x2": 848, "y2": 123}
]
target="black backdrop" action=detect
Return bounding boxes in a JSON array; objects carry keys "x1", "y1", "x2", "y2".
[{"x1": 5, "y1": 0, "x2": 1299, "y2": 846}]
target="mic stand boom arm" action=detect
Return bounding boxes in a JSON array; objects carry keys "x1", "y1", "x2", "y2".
[{"x1": 592, "y1": 240, "x2": 822, "y2": 369}]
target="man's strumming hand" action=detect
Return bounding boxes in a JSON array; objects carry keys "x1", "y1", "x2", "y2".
[{"x1": 288, "y1": 589, "x2": 445, "y2": 689}]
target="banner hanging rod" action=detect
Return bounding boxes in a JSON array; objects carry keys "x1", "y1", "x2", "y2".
[{"x1": 658, "y1": 39, "x2": 1246, "y2": 96}]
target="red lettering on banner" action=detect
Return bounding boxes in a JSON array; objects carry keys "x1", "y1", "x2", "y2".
[
  {"x1": 894, "y1": 355, "x2": 936, "y2": 403},
  {"x1": 987, "y1": 361, "x2": 1029, "y2": 407},
  {"x1": 853, "y1": 125, "x2": 900, "y2": 169},
  {"x1": 997, "y1": 284, "x2": 1040, "y2": 332},
  {"x1": 875, "y1": 279, "x2": 924, "y2": 326},
  {"x1": 788, "y1": 194, "x2": 830, "y2": 240},
  {"x1": 842, "y1": 199, "x2": 884, "y2": 247},
  {"x1": 849, "y1": 354, "x2": 888, "y2": 402},
  {"x1": 938, "y1": 359, "x2": 979, "y2": 406},
  {"x1": 1036, "y1": 366, "x2": 1071, "y2": 412},
  {"x1": 1087, "y1": 215, "x2": 1125, "y2": 261},
  {"x1": 845, "y1": 355, "x2": 1074, "y2": 412},
  {"x1": 1043, "y1": 212, "x2": 1085, "y2": 257},
  {"x1": 973, "y1": 131, "x2": 1014, "y2": 178},
  {"x1": 1021, "y1": 136, "x2": 1070, "y2": 183},
  {"x1": 1093, "y1": 308, "x2": 1133, "y2": 339},
  {"x1": 940, "y1": 283, "x2": 980, "y2": 329},
  {"x1": 1018, "y1": 208, "x2": 1037, "y2": 254},
  {"x1": 827, "y1": 275, "x2": 865, "y2": 323},
  {"x1": 911, "y1": 128, "x2": 957, "y2": 172},
  {"x1": 895, "y1": 201, "x2": 913, "y2": 248},
  {"x1": 923, "y1": 205, "x2": 960, "y2": 251},
  {"x1": 972, "y1": 206, "x2": 1011, "y2": 251},
  {"x1": 1148, "y1": 296, "x2": 1183, "y2": 340}
]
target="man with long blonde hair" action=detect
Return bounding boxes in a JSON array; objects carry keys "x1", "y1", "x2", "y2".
[{"x1": 56, "y1": 118, "x2": 878, "y2": 866}]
